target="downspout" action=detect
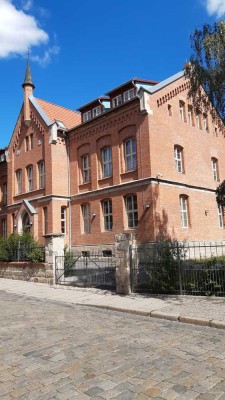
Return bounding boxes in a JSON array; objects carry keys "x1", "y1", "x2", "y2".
[{"x1": 66, "y1": 134, "x2": 72, "y2": 250}]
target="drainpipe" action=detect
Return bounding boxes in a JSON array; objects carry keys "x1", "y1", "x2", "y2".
[{"x1": 66, "y1": 134, "x2": 72, "y2": 250}]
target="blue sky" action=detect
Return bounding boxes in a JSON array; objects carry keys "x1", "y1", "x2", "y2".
[{"x1": 0, "y1": 0, "x2": 223, "y2": 148}]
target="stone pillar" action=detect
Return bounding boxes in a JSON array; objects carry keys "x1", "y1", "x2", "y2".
[
  {"x1": 45, "y1": 234, "x2": 65, "y2": 285},
  {"x1": 115, "y1": 233, "x2": 136, "y2": 295}
]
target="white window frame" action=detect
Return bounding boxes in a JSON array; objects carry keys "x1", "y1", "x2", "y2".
[
  {"x1": 102, "y1": 147, "x2": 112, "y2": 178},
  {"x1": 102, "y1": 199, "x2": 113, "y2": 231},
  {"x1": 124, "y1": 138, "x2": 136, "y2": 172},
  {"x1": 212, "y1": 158, "x2": 218, "y2": 181},
  {"x1": 27, "y1": 165, "x2": 33, "y2": 192},
  {"x1": 125, "y1": 194, "x2": 138, "y2": 228},
  {"x1": 180, "y1": 196, "x2": 189, "y2": 228},
  {"x1": 61, "y1": 207, "x2": 66, "y2": 234},
  {"x1": 82, "y1": 155, "x2": 90, "y2": 184},
  {"x1": 82, "y1": 204, "x2": 91, "y2": 234},
  {"x1": 179, "y1": 102, "x2": 185, "y2": 122},
  {"x1": 218, "y1": 204, "x2": 224, "y2": 229},
  {"x1": 188, "y1": 106, "x2": 193, "y2": 125},
  {"x1": 123, "y1": 89, "x2": 134, "y2": 102},
  {"x1": 112, "y1": 95, "x2": 122, "y2": 108},
  {"x1": 83, "y1": 111, "x2": 91, "y2": 123},
  {"x1": 195, "y1": 112, "x2": 200, "y2": 129},
  {"x1": 203, "y1": 115, "x2": 208, "y2": 131},
  {"x1": 2, "y1": 219, "x2": 7, "y2": 238},
  {"x1": 174, "y1": 146, "x2": 183, "y2": 173},
  {"x1": 38, "y1": 161, "x2": 45, "y2": 189},
  {"x1": 92, "y1": 106, "x2": 101, "y2": 118},
  {"x1": 16, "y1": 169, "x2": 22, "y2": 194}
]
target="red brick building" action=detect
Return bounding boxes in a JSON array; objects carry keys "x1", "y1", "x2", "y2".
[{"x1": 1, "y1": 63, "x2": 225, "y2": 249}]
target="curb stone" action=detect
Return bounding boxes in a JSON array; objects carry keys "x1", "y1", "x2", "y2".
[{"x1": 77, "y1": 303, "x2": 225, "y2": 330}]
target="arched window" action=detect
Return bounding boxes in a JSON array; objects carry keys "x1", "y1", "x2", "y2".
[
  {"x1": 102, "y1": 147, "x2": 112, "y2": 178},
  {"x1": 102, "y1": 199, "x2": 113, "y2": 231},
  {"x1": 38, "y1": 161, "x2": 45, "y2": 189},
  {"x1": 174, "y1": 146, "x2": 184, "y2": 173}
]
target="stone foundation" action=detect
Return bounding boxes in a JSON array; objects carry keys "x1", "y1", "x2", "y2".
[{"x1": 0, "y1": 262, "x2": 53, "y2": 284}]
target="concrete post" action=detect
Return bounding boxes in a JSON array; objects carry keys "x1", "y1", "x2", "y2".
[
  {"x1": 115, "y1": 233, "x2": 136, "y2": 295},
  {"x1": 45, "y1": 234, "x2": 65, "y2": 284}
]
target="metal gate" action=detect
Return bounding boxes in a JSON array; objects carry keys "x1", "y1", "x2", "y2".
[{"x1": 55, "y1": 251, "x2": 116, "y2": 290}]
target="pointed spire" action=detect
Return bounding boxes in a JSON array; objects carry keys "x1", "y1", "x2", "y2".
[{"x1": 22, "y1": 50, "x2": 35, "y2": 89}]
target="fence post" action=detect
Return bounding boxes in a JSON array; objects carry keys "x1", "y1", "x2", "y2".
[
  {"x1": 44, "y1": 234, "x2": 65, "y2": 284},
  {"x1": 115, "y1": 233, "x2": 136, "y2": 295},
  {"x1": 176, "y1": 242, "x2": 183, "y2": 295}
]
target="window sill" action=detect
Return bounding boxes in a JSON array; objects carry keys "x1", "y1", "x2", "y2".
[{"x1": 120, "y1": 169, "x2": 138, "y2": 183}]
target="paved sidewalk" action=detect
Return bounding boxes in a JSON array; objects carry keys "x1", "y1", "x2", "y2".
[{"x1": 1, "y1": 279, "x2": 225, "y2": 329}]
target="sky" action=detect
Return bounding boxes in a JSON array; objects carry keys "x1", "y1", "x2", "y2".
[{"x1": 0, "y1": 0, "x2": 224, "y2": 148}]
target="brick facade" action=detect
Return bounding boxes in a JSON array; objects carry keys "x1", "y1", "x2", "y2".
[{"x1": 1, "y1": 67, "x2": 225, "y2": 249}]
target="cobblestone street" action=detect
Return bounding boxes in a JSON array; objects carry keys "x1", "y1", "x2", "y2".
[{"x1": 1, "y1": 291, "x2": 225, "y2": 399}]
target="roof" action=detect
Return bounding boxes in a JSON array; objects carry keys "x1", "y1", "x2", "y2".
[
  {"x1": 138, "y1": 70, "x2": 184, "y2": 95},
  {"x1": 105, "y1": 78, "x2": 158, "y2": 96},
  {"x1": 77, "y1": 96, "x2": 110, "y2": 111},
  {"x1": 34, "y1": 98, "x2": 81, "y2": 129},
  {"x1": 22, "y1": 60, "x2": 35, "y2": 89}
]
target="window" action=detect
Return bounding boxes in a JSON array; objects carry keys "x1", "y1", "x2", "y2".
[
  {"x1": 218, "y1": 205, "x2": 224, "y2": 229},
  {"x1": 123, "y1": 89, "x2": 134, "y2": 102},
  {"x1": 92, "y1": 106, "x2": 101, "y2": 118},
  {"x1": 203, "y1": 114, "x2": 208, "y2": 131},
  {"x1": 2, "y1": 219, "x2": 7, "y2": 238},
  {"x1": 168, "y1": 104, "x2": 172, "y2": 116},
  {"x1": 82, "y1": 155, "x2": 90, "y2": 183},
  {"x1": 102, "y1": 147, "x2": 112, "y2": 178},
  {"x1": 43, "y1": 207, "x2": 48, "y2": 235},
  {"x1": 180, "y1": 195, "x2": 189, "y2": 228},
  {"x1": 3, "y1": 183, "x2": 7, "y2": 204},
  {"x1": 174, "y1": 146, "x2": 183, "y2": 173},
  {"x1": 125, "y1": 194, "x2": 138, "y2": 228},
  {"x1": 25, "y1": 136, "x2": 29, "y2": 152},
  {"x1": 102, "y1": 199, "x2": 113, "y2": 231},
  {"x1": 112, "y1": 95, "x2": 122, "y2": 108},
  {"x1": 27, "y1": 165, "x2": 33, "y2": 191},
  {"x1": 30, "y1": 134, "x2": 34, "y2": 149},
  {"x1": 83, "y1": 111, "x2": 91, "y2": 123},
  {"x1": 16, "y1": 169, "x2": 22, "y2": 194},
  {"x1": 212, "y1": 158, "x2": 219, "y2": 181},
  {"x1": 195, "y1": 112, "x2": 201, "y2": 129},
  {"x1": 179, "y1": 101, "x2": 185, "y2": 122},
  {"x1": 188, "y1": 106, "x2": 194, "y2": 125},
  {"x1": 61, "y1": 207, "x2": 66, "y2": 234},
  {"x1": 124, "y1": 138, "x2": 136, "y2": 172},
  {"x1": 38, "y1": 161, "x2": 45, "y2": 189},
  {"x1": 82, "y1": 204, "x2": 91, "y2": 233}
]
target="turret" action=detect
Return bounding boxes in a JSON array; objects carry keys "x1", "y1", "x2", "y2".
[{"x1": 22, "y1": 54, "x2": 35, "y2": 126}]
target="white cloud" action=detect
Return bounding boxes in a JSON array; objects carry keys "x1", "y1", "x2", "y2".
[
  {"x1": 0, "y1": 0, "x2": 48, "y2": 58},
  {"x1": 205, "y1": 0, "x2": 225, "y2": 17},
  {"x1": 31, "y1": 45, "x2": 60, "y2": 67}
]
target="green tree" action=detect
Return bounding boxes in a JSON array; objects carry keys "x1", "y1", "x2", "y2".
[
  {"x1": 216, "y1": 180, "x2": 225, "y2": 206},
  {"x1": 185, "y1": 20, "x2": 225, "y2": 124}
]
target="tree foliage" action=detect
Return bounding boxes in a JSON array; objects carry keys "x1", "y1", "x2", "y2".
[
  {"x1": 216, "y1": 180, "x2": 225, "y2": 206},
  {"x1": 185, "y1": 20, "x2": 225, "y2": 124}
]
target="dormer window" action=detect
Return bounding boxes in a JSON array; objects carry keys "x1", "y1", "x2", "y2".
[
  {"x1": 123, "y1": 89, "x2": 134, "y2": 103},
  {"x1": 83, "y1": 111, "x2": 91, "y2": 123},
  {"x1": 92, "y1": 106, "x2": 101, "y2": 118},
  {"x1": 112, "y1": 95, "x2": 122, "y2": 108}
]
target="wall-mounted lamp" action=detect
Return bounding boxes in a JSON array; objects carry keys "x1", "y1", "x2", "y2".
[
  {"x1": 145, "y1": 204, "x2": 150, "y2": 209},
  {"x1": 14, "y1": 224, "x2": 17, "y2": 229},
  {"x1": 205, "y1": 210, "x2": 209, "y2": 216},
  {"x1": 156, "y1": 172, "x2": 163, "y2": 178},
  {"x1": 92, "y1": 213, "x2": 96, "y2": 217},
  {"x1": 29, "y1": 221, "x2": 33, "y2": 226}
]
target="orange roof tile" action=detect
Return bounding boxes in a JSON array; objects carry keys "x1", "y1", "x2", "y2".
[{"x1": 35, "y1": 98, "x2": 81, "y2": 129}]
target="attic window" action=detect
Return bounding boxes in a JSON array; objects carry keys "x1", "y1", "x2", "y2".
[
  {"x1": 112, "y1": 95, "x2": 122, "y2": 108},
  {"x1": 83, "y1": 111, "x2": 91, "y2": 123},
  {"x1": 92, "y1": 106, "x2": 101, "y2": 118},
  {"x1": 123, "y1": 89, "x2": 134, "y2": 102}
]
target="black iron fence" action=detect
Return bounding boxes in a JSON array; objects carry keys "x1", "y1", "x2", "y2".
[
  {"x1": 55, "y1": 251, "x2": 116, "y2": 289},
  {"x1": 0, "y1": 242, "x2": 45, "y2": 263},
  {"x1": 131, "y1": 241, "x2": 225, "y2": 296}
]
